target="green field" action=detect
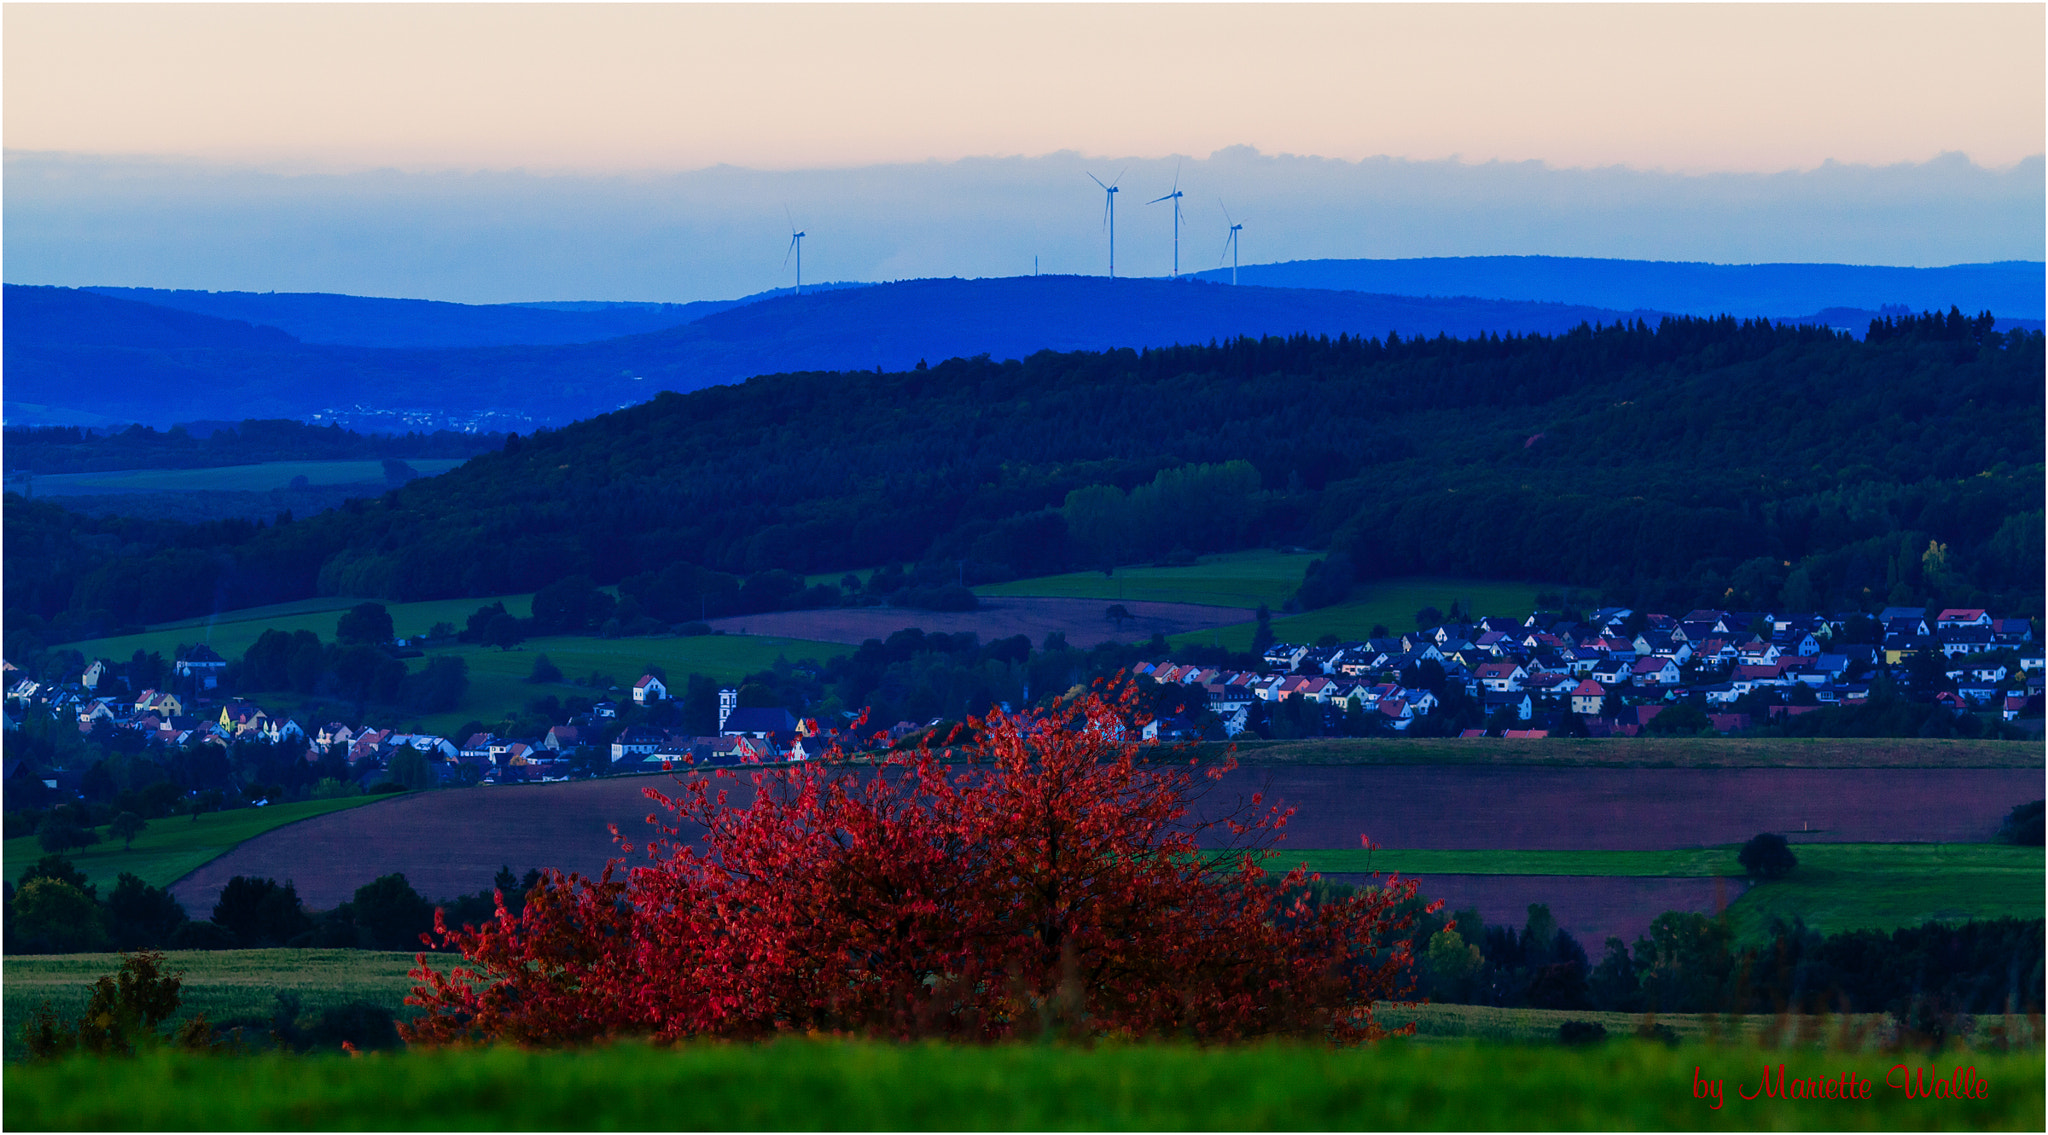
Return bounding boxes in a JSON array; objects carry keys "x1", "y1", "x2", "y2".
[
  {"x1": 1, "y1": 949, "x2": 421, "y2": 1063},
  {"x1": 58, "y1": 592, "x2": 849, "y2": 735},
  {"x1": 2, "y1": 796, "x2": 388, "y2": 894},
  {"x1": 62, "y1": 591, "x2": 541, "y2": 666},
  {"x1": 1269, "y1": 843, "x2": 2044, "y2": 942},
  {"x1": 408, "y1": 634, "x2": 849, "y2": 735},
  {"x1": 17, "y1": 459, "x2": 470, "y2": 497},
  {"x1": 6, "y1": 1036, "x2": 2039, "y2": 1130},
  {"x1": 1177, "y1": 579, "x2": 1559, "y2": 651},
  {"x1": 977, "y1": 550, "x2": 1320, "y2": 609},
  {"x1": 1719, "y1": 844, "x2": 2047, "y2": 940},
  {"x1": 1209, "y1": 737, "x2": 2045, "y2": 769}
]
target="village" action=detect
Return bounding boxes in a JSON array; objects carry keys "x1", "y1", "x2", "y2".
[{"x1": 3, "y1": 603, "x2": 2042, "y2": 812}]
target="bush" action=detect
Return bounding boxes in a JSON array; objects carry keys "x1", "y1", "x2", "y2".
[
  {"x1": 210, "y1": 876, "x2": 311, "y2": 948},
  {"x1": 1557, "y1": 1020, "x2": 1607, "y2": 1046},
  {"x1": 408, "y1": 689, "x2": 1429, "y2": 1046},
  {"x1": 168, "y1": 921, "x2": 237, "y2": 950},
  {"x1": 1737, "y1": 832, "x2": 1798, "y2": 880},
  {"x1": 1996, "y1": 800, "x2": 2044, "y2": 845}
]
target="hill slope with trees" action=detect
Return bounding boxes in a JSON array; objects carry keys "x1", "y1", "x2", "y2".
[{"x1": 5, "y1": 310, "x2": 2040, "y2": 653}]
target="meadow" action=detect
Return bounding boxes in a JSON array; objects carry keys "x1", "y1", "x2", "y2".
[
  {"x1": 18, "y1": 458, "x2": 469, "y2": 497},
  {"x1": 6, "y1": 1035, "x2": 2040, "y2": 1130},
  {"x1": 2, "y1": 795, "x2": 388, "y2": 893},
  {"x1": 406, "y1": 633, "x2": 847, "y2": 736},
  {"x1": 974, "y1": 551, "x2": 1560, "y2": 652},
  {"x1": 58, "y1": 590, "x2": 847, "y2": 736},
  {"x1": 1283, "y1": 844, "x2": 2045, "y2": 942}
]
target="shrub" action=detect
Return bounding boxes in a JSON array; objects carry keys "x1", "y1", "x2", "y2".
[
  {"x1": 1738, "y1": 832, "x2": 1798, "y2": 880},
  {"x1": 1996, "y1": 800, "x2": 2044, "y2": 845},
  {"x1": 408, "y1": 687, "x2": 1433, "y2": 1046},
  {"x1": 1557, "y1": 1020, "x2": 1608, "y2": 1046},
  {"x1": 23, "y1": 951, "x2": 212, "y2": 1059}
]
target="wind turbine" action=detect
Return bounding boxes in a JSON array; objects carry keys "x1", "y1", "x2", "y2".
[
  {"x1": 1148, "y1": 167, "x2": 1187, "y2": 278},
  {"x1": 784, "y1": 209, "x2": 806, "y2": 295},
  {"x1": 1219, "y1": 203, "x2": 1247, "y2": 286},
  {"x1": 1087, "y1": 170, "x2": 1123, "y2": 277}
]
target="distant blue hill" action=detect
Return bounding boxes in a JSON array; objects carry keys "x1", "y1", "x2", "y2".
[
  {"x1": 1187, "y1": 256, "x2": 2046, "y2": 322},
  {"x1": 9, "y1": 270, "x2": 2039, "y2": 430},
  {"x1": 6, "y1": 277, "x2": 1660, "y2": 427},
  {"x1": 79, "y1": 281, "x2": 869, "y2": 349}
]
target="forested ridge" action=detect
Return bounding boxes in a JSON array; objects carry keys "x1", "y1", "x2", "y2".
[{"x1": 6, "y1": 310, "x2": 2041, "y2": 651}]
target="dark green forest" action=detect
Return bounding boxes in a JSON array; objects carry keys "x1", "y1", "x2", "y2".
[{"x1": 6, "y1": 310, "x2": 2041, "y2": 653}]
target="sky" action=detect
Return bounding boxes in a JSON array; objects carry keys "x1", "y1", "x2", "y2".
[{"x1": 5, "y1": 3, "x2": 2044, "y2": 303}]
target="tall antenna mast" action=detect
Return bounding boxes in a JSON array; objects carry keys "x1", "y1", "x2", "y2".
[{"x1": 1088, "y1": 169, "x2": 1123, "y2": 277}]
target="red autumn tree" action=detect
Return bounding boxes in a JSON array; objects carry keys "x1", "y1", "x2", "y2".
[{"x1": 405, "y1": 684, "x2": 1432, "y2": 1046}]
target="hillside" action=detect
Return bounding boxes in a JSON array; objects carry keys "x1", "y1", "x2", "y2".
[
  {"x1": 3, "y1": 278, "x2": 1656, "y2": 428},
  {"x1": 79, "y1": 282, "x2": 869, "y2": 349},
  {"x1": 8, "y1": 311, "x2": 2039, "y2": 648},
  {"x1": 1187, "y1": 256, "x2": 2048, "y2": 322}
]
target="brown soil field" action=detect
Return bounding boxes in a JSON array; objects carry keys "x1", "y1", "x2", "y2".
[
  {"x1": 1322, "y1": 873, "x2": 1750, "y2": 950},
  {"x1": 1215, "y1": 736, "x2": 2043, "y2": 769},
  {"x1": 1205, "y1": 766, "x2": 2044, "y2": 851},
  {"x1": 171, "y1": 766, "x2": 2039, "y2": 916},
  {"x1": 703, "y1": 596, "x2": 1247, "y2": 648}
]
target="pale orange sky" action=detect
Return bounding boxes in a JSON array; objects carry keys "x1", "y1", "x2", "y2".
[{"x1": 5, "y1": 3, "x2": 2043, "y2": 174}]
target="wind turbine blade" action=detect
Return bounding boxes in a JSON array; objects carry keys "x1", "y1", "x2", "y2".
[
  {"x1": 1112, "y1": 166, "x2": 1126, "y2": 188},
  {"x1": 1147, "y1": 193, "x2": 1173, "y2": 205},
  {"x1": 784, "y1": 234, "x2": 797, "y2": 267},
  {"x1": 1088, "y1": 171, "x2": 1109, "y2": 190}
]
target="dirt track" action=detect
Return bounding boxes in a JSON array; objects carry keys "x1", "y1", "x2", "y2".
[{"x1": 703, "y1": 596, "x2": 1249, "y2": 648}]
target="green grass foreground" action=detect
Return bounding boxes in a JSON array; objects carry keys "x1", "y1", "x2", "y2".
[
  {"x1": 6, "y1": 1039, "x2": 2041, "y2": 1130},
  {"x1": 2, "y1": 796, "x2": 389, "y2": 893}
]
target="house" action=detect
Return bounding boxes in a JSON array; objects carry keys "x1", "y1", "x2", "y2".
[
  {"x1": 543, "y1": 724, "x2": 583, "y2": 751},
  {"x1": 2003, "y1": 694, "x2": 2032, "y2": 722},
  {"x1": 1990, "y1": 618, "x2": 2035, "y2": 645},
  {"x1": 1936, "y1": 626, "x2": 1995, "y2": 658},
  {"x1": 174, "y1": 645, "x2": 227, "y2": 689},
  {"x1": 1589, "y1": 659, "x2": 1631, "y2": 686},
  {"x1": 1935, "y1": 608, "x2": 1991, "y2": 630},
  {"x1": 1569, "y1": 680, "x2": 1607, "y2": 716},
  {"x1": 610, "y1": 726, "x2": 664, "y2": 762},
  {"x1": 1475, "y1": 660, "x2": 1527, "y2": 693},
  {"x1": 721, "y1": 707, "x2": 799, "y2": 738},
  {"x1": 632, "y1": 674, "x2": 668, "y2": 704},
  {"x1": 1630, "y1": 656, "x2": 1682, "y2": 688},
  {"x1": 1482, "y1": 690, "x2": 1533, "y2": 722}
]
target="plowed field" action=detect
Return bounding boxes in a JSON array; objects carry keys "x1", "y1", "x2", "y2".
[{"x1": 169, "y1": 766, "x2": 2042, "y2": 918}]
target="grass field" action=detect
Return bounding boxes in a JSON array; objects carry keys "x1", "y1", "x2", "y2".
[
  {"x1": 59, "y1": 592, "x2": 849, "y2": 736},
  {"x1": 406, "y1": 633, "x2": 848, "y2": 735},
  {"x1": 62, "y1": 592, "x2": 541, "y2": 666},
  {"x1": 1271, "y1": 843, "x2": 2044, "y2": 942},
  {"x1": 1, "y1": 949, "x2": 421, "y2": 1063},
  {"x1": 6, "y1": 1037, "x2": 2040, "y2": 1129},
  {"x1": 977, "y1": 550, "x2": 1319, "y2": 609},
  {"x1": 2, "y1": 796, "x2": 388, "y2": 894},
  {"x1": 1720, "y1": 844, "x2": 2048, "y2": 940},
  {"x1": 1170, "y1": 579, "x2": 1564, "y2": 652},
  {"x1": 1210, "y1": 737, "x2": 2045, "y2": 769},
  {"x1": 17, "y1": 459, "x2": 470, "y2": 497}
]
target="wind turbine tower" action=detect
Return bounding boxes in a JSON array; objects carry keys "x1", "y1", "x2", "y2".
[
  {"x1": 1220, "y1": 204, "x2": 1247, "y2": 286},
  {"x1": 1149, "y1": 171, "x2": 1187, "y2": 278},
  {"x1": 1088, "y1": 170, "x2": 1123, "y2": 277},
  {"x1": 784, "y1": 212, "x2": 806, "y2": 295}
]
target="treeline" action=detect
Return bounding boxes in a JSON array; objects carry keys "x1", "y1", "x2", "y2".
[
  {"x1": 7, "y1": 313, "x2": 2041, "y2": 654},
  {"x1": 4, "y1": 419, "x2": 503, "y2": 475},
  {"x1": 1393, "y1": 897, "x2": 2044, "y2": 1029}
]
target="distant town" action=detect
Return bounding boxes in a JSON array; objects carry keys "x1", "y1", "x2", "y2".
[{"x1": 5, "y1": 602, "x2": 2040, "y2": 819}]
